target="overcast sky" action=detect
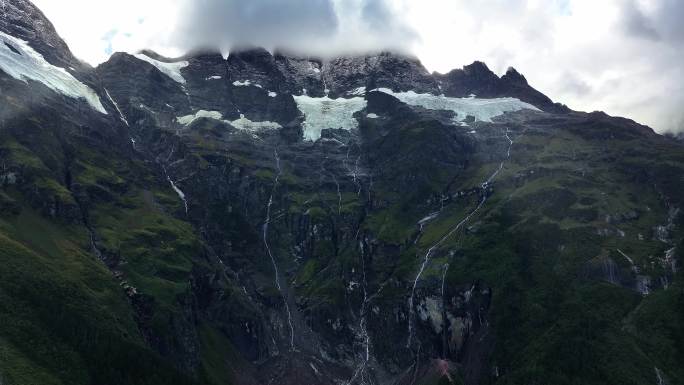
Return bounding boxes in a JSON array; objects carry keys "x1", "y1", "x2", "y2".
[{"x1": 32, "y1": 0, "x2": 684, "y2": 133}]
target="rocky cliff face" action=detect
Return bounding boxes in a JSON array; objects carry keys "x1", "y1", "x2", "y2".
[{"x1": 1, "y1": 2, "x2": 683, "y2": 385}]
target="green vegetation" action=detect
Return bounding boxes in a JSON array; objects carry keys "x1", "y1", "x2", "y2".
[
  {"x1": 0, "y1": 207, "x2": 196, "y2": 385},
  {"x1": 0, "y1": 124, "x2": 205, "y2": 384}
]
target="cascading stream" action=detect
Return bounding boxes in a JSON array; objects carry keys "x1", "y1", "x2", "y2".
[
  {"x1": 162, "y1": 166, "x2": 188, "y2": 215},
  {"x1": 407, "y1": 128, "x2": 515, "y2": 349},
  {"x1": 346, "y1": 239, "x2": 372, "y2": 385},
  {"x1": 346, "y1": 238, "x2": 390, "y2": 385},
  {"x1": 104, "y1": 88, "x2": 129, "y2": 127},
  {"x1": 263, "y1": 148, "x2": 295, "y2": 351},
  {"x1": 344, "y1": 142, "x2": 364, "y2": 195},
  {"x1": 655, "y1": 367, "x2": 666, "y2": 385},
  {"x1": 331, "y1": 173, "x2": 342, "y2": 215},
  {"x1": 440, "y1": 263, "x2": 449, "y2": 359}
]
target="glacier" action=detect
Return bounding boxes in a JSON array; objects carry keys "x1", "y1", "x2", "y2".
[
  {"x1": 293, "y1": 95, "x2": 367, "y2": 141},
  {"x1": 133, "y1": 53, "x2": 188, "y2": 84},
  {"x1": 376, "y1": 88, "x2": 540, "y2": 124},
  {"x1": 0, "y1": 31, "x2": 107, "y2": 114},
  {"x1": 292, "y1": 87, "x2": 538, "y2": 142}
]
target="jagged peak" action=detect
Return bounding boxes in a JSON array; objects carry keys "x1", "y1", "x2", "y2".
[
  {"x1": 462, "y1": 61, "x2": 497, "y2": 76},
  {"x1": 121, "y1": 46, "x2": 432, "y2": 77},
  {"x1": 135, "y1": 49, "x2": 182, "y2": 63},
  {"x1": 126, "y1": 48, "x2": 225, "y2": 64},
  {"x1": 0, "y1": 0, "x2": 83, "y2": 69},
  {"x1": 0, "y1": 0, "x2": 60, "y2": 45},
  {"x1": 501, "y1": 66, "x2": 528, "y2": 85},
  {"x1": 505, "y1": 66, "x2": 520, "y2": 75}
]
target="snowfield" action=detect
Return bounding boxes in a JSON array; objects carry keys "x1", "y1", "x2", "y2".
[
  {"x1": 293, "y1": 95, "x2": 367, "y2": 141},
  {"x1": 376, "y1": 88, "x2": 539, "y2": 124},
  {"x1": 0, "y1": 31, "x2": 107, "y2": 114},
  {"x1": 176, "y1": 110, "x2": 281, "y2": 132},
  {"x1": 133, "y1": 53, "x2": 189, "y2": 84}
]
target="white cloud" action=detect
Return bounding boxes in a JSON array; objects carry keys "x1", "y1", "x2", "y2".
[
  {"x1": 31, "y1": 0, "x2": 684, "y2": 133},
  {"x1": 31, "y1": 0, "x2": 185, "y2": 64},
  {"x1": 404, "y1": 0, "x2": 684, "y2": 133}
]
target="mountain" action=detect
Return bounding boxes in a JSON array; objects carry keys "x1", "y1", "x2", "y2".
[
  {"x1": 1, "y1": 2, "x2": 683, "y2": 385},
  {"x1": 665, "y1": 131, "x2": 684, "y2": 144}
]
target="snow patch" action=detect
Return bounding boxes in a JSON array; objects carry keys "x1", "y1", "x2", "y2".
[
  {"x1": 293, "y1": 95, "x2": 367, "y2": 141},
  {"x1": 205, "y1": 75, "x2": 222, "y2": 80},
  {"x1": 231, "y1": 114, "x2": 281, "y2": 131},
  {"x1": 376, "y1": 88, "x2": 539, "y2": 124},
  {"x1": 232, "y1": 80, "x2": 263, "y2": 88},
  {"x1": 176, "y1": 110, "x2": 223, "y2": 125},
  {"x1": 176, "y1": 110, "x2": 281, "y2": 132},
  {"x1": 366, "y1": 113, "x2": 379, "y2": 119},
  {"x1": 0, "y1": 31, "x2": 107, "y2": 114},
  {"x1": 133, "y1": 53, "x2": 188, "y2": 84},
  {"x1": 268, "y1": 91, "x2": 277, "y2": 97},
  {"x1": 348, "y1": 86, "x2": 367, "y2": 96},
  {"x1": 309, "y1": 63, "x2": 321, "y2": 73}
]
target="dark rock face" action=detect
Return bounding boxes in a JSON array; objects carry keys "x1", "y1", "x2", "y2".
[
  {"x1": 98, "y1": 52, "x2": 192, "y2": 115},
  {"x1": 2, "y1": 2, "x2": 684, "y2": 385},
  {"x1": 323, "y1": 52, "x2": 439, "y2": 97},
  {"x1": 437, "y1": 61, "x2": 501, "y2": 97},
  {"x1": 274, "y1": 53, "x2": 326, "y2": 96}
]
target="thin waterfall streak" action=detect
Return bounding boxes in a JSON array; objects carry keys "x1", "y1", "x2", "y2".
[
  {"x1": 262, "y1": 148, "x2": 295, "y2": 350},
  {"x1": 406, "y1": 127, "x2": 516, "y2": 349}
]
